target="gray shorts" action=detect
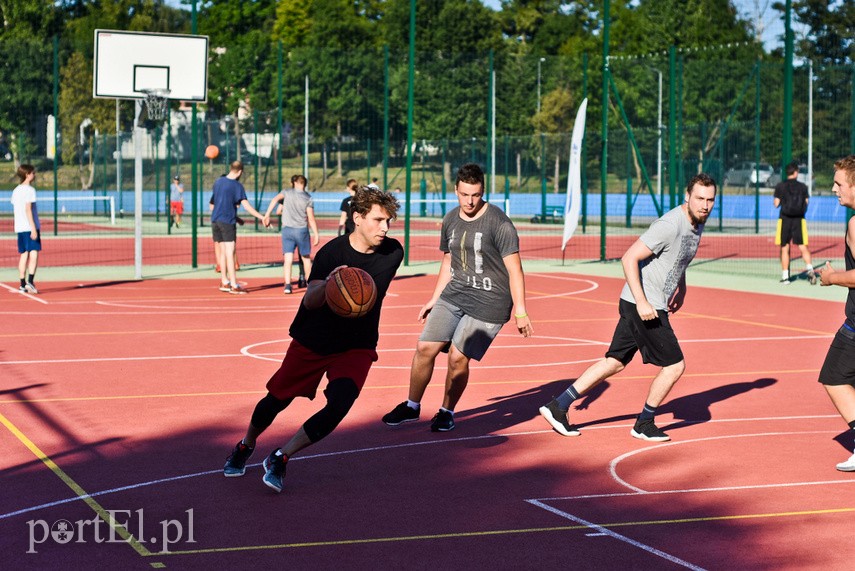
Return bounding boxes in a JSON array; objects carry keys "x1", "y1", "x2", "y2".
[{"x1": 419, "y1": 298, "x2": 503, "y2": 361}]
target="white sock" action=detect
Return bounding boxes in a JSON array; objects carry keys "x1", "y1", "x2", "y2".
[
  {"x1": 806, "y1": 264, "x2": 814, "y2": 272},
  {"x1": 439, "y1": 407, "x2": 454, "y2": 415},
  {"x1": 781, "y1": 270, "x2": 789, "y2": 280},
  {"x1": 406, "y1": 400, "x2": 420, "y2": 410}
]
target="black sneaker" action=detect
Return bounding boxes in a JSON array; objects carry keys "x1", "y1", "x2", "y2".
[
  {"x1": 284, "y1": 283, "x2": 293, "y2": 294},
  {"x1": 430, "y1": 410, "x2": 455, "y2": 432},
  {"x1": 538, "y1": 399, "x2": 580, "y2": 436},
  {"x1": 298, "y1": 276, "x2": 307, "y2": 289},
  {"x1": 631, "y1": 417, "x2": 670, "y2": 442},
  {"x1": 223, "y1": 441, "x2": 254, "y2": 477},
  {"x1": 262, "y1": 449, "x2": 287, "y2": 493},
  {"x1": 382, "y1": 402, "x2": 420, "y2": 426}
]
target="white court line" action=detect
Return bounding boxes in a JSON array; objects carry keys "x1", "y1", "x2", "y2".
[
  {"x1": 0, "y1": 419, "x2": 845, "y2": 523},
  {"x1": 1, "y1": 282, "x2": 48, "y2": 304},
  {"x1": 525, "y1": 499, "x2": 706, "y2": 571},
  {"x1": 608, "y1": 431, "x2": 841, "y2": 494}
]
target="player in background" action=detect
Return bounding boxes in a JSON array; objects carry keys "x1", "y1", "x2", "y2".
[
  {"x1": 381, "y1": 163, "x2": 533, "y2": 432},
  {"x1": 223, "y1": 187, "x2": 403, "y2": 492},
  {"x1": 11, "y1": 164, "x2": 40, "y2": 293},
  {"x1": 539, "y1": 173, "x2": 716, "y2": 442},
  {"x1": 817, "y1": 155, "x2": 855, "y2": 472},
  {"x1": 774, "y1": 161, "x2": 815, "y2": 284}
]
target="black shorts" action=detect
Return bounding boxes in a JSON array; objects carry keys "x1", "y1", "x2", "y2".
[
  {"x1": 818, "y1": 326, "x2": 855, "y2": 387},
  {"x1": 605, "y1": 298, "x2": 684, "y2": 367},
  {"x1": 212, "y1": 222, "x2": 237, "y2": 243},
  {"x1": 776, "y1": 216, "x2": 808, "y2": 246}
]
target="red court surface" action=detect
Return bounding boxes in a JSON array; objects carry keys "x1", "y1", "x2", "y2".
[{"x1": 2, "y1": 273, "x2": 854, "y2": 569}]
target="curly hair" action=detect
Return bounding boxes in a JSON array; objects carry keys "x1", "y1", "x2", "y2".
[
  {"x1": 351, "y1": 186, "x2": 399, "y2": 221},
  {"x1": 455, "y1": 163, "x2": 485, "y2": 191},
  {"x1": 834, "y1": 155, "x2": 855, "y2": 186}
]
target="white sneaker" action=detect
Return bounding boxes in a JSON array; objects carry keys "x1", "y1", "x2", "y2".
[{"x1": 836, "y1": 451, "x2": 855, "y2": 472}]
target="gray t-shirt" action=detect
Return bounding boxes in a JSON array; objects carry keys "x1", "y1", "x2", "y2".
[
  {"x1": 279, "y1": 188, "x2": 314, "y2": 228},
  {"x1": 438, "y1": 204, "x2": 520, "y2": 324},
  {"x1": 620, "y1": 205, "x2": 703, "y2": 310}
]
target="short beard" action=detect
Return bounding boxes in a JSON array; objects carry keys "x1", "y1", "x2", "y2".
[{"x1": 688, "y1": 208, "x2": 708, "y2": 226}]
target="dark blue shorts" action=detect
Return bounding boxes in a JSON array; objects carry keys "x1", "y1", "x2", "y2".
[
  {"x1": 17, "y1": 230, "x2": 42, "y2": 254},
  {"x1": 281, "y1": 226, "x2": 311, "y2": 257}
]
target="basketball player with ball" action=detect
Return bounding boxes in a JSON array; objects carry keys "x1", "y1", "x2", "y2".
[{"x1": 223, "y1": 186, "x2": 403, "y2": 492}]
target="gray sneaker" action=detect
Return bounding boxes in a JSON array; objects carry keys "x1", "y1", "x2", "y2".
[
  {"x1": 262, "y1": 449, "x2": 287, "y2": 492},
  {"x1": 223, "y1": 441, "x2": 254, "y2": 477},
  {"x1": 631, "y1": 417, "x2": 670, "y2": 442},
  {"x1": 539, "y1": 399, "x2": 580, "y2": 436}
]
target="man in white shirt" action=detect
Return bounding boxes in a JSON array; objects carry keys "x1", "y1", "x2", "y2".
[{"x1": 10, "y1": 164, "x2": 41, "y2": 294}]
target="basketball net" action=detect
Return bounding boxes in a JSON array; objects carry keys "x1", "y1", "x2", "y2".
[{"x1": 141, "y1": 88, "x2": 171, "y2": 121}]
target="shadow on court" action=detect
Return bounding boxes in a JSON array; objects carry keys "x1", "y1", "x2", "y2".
[{"x1": 570, "y1": 377, "x2": 779, "y2": 433}]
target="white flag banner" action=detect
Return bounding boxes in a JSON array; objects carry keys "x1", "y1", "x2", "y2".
[{"x1": 562, "y1": 98, "x2": 588, "y2": 251}]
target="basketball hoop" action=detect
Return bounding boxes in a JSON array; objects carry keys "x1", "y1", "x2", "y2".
[{"x1": 141, "y1": 88, "x2": 171, "y2": 121}]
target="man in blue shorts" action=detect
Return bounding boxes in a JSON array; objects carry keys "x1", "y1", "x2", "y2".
[
  {"x1": 10, "y1": 164, "x2": 40, "y2": 294},
  {"x1": 223, "y1": 187, "x2": 403, "y2": 492},
  {"x1": 539, "y1": 173, "x2": 717, "y2": 442},
  {"x1": 817, "y1": 155, "x2": 855, "y2": 472},
  {"x1": 210, "y1": 161, "x2": 265, "y2": 294},
  {"x1": 381, "y1": 163, "x2": 533, "y2": 432}
]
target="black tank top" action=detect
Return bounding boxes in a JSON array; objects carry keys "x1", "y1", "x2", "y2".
[{"x1": 845, "y1": 227, "x2": 855, "y2": 329}]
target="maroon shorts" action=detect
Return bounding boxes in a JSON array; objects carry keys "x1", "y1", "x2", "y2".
[{"x1": 266, "y1": 340, "x2": 378, "y2": 400}]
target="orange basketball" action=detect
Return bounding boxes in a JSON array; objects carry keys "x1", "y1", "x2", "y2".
[
  {"x1": 324, "y1": 267, "x2": 377, "y2": 318},
  {"x1": 204, "y1": 145, "x2": 219, "y2": 160}
]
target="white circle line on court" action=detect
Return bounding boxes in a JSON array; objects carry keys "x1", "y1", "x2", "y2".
[
  {"x1": 608, "y1": 430, "x2": 842, "y2": 494},
  {"x1": 1, "y1": 421, "x2": 845, "y2": 523}
]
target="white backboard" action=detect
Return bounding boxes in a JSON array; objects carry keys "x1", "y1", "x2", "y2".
[{"x1": 93, "y1": 30, "x2": 209, "y2": 102}]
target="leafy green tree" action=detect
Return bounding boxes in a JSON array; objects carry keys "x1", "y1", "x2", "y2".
[{"x1": 58, "y1": 51, "x2": 115, "y2": 187}]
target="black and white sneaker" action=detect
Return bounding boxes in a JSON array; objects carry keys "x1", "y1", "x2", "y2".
[
  {"x1": 262, "y1": 449, "x2": 287, "y2": 493},
  {"x1": 382, "y1": 402, "x2": 420, "y2": 426},
  {"x1": 539, "y1": 399, "x2": 580, "y2": 436},
  {"x1": 223, "y1": 441, "x2": 254, "y2": 477},
  {"x1": 430, "y1": 410, "x2": 455, "y2": 432},
  {"x1": 24, "y1": 282, "x2": 38, "y2": 294},
  {"x1": 631, "y1": 417, "x2": 670, "y2": 442}
]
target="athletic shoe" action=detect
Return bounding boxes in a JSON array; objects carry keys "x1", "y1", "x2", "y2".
[
  {"x1": 262, "y1": 449, "x2": 287, "y2": 492},
  {"x1": 298, "y1": 277, "x2": 307, "y2": 289},
  {"x1": 284, "y1": 284, "x2": 293, "y2": 294},
  {"x1": 223, "y1": 441, "x2": 254, "y2": 477},
  {"x1": 24, "y1": 283, "x2": 38, "y2": 294},
  {"x1": 808, "y1": 270, "x2": 817, "y2": 285},
  {"x1": 538, "y1": 399, "x2": 580, "y2": 436},
  {"x1": 779, "y1": 278, "x2": 790, "y2": 285},
  {"x1": 229, "y1": 285, "x2": 248, "y2": 295},
  {"x1": 430, "y1": 410, "x2": 455, "y2": 432},
  {"x1": 836, "y1": 451, "x2": 855, "y2": 472},
  {"x1": 219, "y1": 283, "x2": 231, "y2": 292},
  {"x1": 18, "y1": 285, "x2": 27, "y2": 293},
  {"x1": 382, "y1": 401, "x2": 420, "y2": 426},
  {"x1": 631, "y1": 417, "x2": 670, "y2": 442}
]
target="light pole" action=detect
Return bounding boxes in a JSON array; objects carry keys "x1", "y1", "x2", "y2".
[
  {"x1": 647, "y1": 66, "x2": 664, "y2": 210},
  {"x1": 536, "y1": 57, "x2": 546, "y2": 113}
]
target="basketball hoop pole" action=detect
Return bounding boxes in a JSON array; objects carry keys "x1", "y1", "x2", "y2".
[{"x1": 134, "y1": 100, "x2": 144, "y2": 279}]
